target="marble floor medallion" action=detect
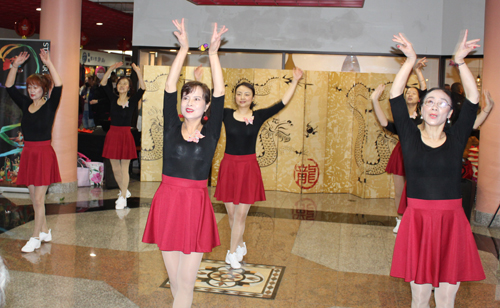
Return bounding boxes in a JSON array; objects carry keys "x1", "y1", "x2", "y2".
[{"x1": 160, "y1": 259, "x2": 285, "y2": 299}]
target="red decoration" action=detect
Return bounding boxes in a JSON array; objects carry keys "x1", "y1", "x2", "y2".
[
  {"x1": 117, "y1": 38, "x2": 131, "y2": 51},
  {"x1": 15, "y1": 18, "x2": 35, "y2": 39},
  {"x1": 81, "y1": 32, "x2": 89, "y2": 47},
  {"x1": 203, "y1": 115, "x2": 208, "y2": 121}
]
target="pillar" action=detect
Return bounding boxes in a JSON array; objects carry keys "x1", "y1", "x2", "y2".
[
  {"x1": 39, "y1": 0, "x2": 81, "y2": 192},
  {"x1": 475, "y1": 0, "x2": 500, "y2": 226}
]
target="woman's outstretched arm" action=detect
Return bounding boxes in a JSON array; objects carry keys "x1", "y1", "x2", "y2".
[
  {"x1": 165, "y1": 18, "x2": 189, "y2": 93},
  {"x1": 282, "y1": 68, "x2": 304, "y2": 106},
  {"x1": 208, "y1": 22, "x2": 228, "y2": 97},
  {"x1": 454, "y1": 30, "x2": 481, "y2": 104},
  {"x1": 5, "y1": 51, "x2": 29, "y2": 88},
  {"x1": 132, "y1": 63, "x2": 146, "y2": 90},
  {"x1": 39, "y1": 49, "x2": 62, "y2": 87},
  {"x1": 414, "y1": 57, "x2": 427, "y2": 91},
  {"x1": 371, "y1": 84, "x2": 389, "y2": 127},
  {"x1": 390, "y1": 33, "x2": 417, "y2": 99},
  {"x1": 100, "y1": 62, "x2": 122, "y2": 87}
]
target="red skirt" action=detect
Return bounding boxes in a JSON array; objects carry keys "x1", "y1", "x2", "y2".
[
  {"x1": 390, "y1": 198, "x2": 485, "y2": 287},
  {"x1": 142, "y1": 175, "x2": 220, "y2": 253},
  {"x1": 397, "y1": 183, "x2": 408, "y2": 215},
  {"x1": 102, "y1": 125, "x2": 137, "y2": 160},
  {"x1": 214, "y1": 153, "x2": 266, "y2": 204},
  {"x1": 17, "y1": 141, "x2": 61, "y2": 186},
  {"x1": 386, "y1": 141, "x2": 405, "y2": 176}
]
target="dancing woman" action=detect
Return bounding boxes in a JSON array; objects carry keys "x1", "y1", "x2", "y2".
[
  {"x1": 100, "y1": 62, "x2": 146, "y2": 209},
  {"x1": 142, "y1": 19, "x2": 228, "y2": 307},
  {"x1": 5, "y1": 50, "x2": 62, "y2": 252},
  {"x1": 371, "y1": 58, "x2": 426, "y2": 233},
  {"x1": 389, "y1": 31, "x2": 485, "y2": 307},
  {"x1": 214, "y1": 68, "x2": 303, "y2": 268}
]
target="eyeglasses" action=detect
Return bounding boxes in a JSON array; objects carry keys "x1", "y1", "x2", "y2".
[{"x1": 423, "y1": 99, "x2": 451, "y2": 108}]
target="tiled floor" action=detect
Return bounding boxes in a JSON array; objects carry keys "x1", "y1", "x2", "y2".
[{"x1": 0, "y1": 179, "x2": 499, "y2": 307}]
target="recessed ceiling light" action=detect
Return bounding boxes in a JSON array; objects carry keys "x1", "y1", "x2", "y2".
[
  {"x1": 96, "y1": 22, "x2": 103, "y2": 26},
  {"x1": 36, "y1": 8, "x2": 41, "y2": 11},
  {"x1": 170, "y1": 49, "x2": 176, "y2": 52},
  {"x1": 90, "y1": 253, "x2": 96, "y2": 257}
]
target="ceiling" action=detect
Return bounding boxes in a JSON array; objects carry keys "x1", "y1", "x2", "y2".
[
  {"x1": 0, "y1": 0, "x2": 133, "y2": 51},
  {"x1": 186, "y1": 0, "x2": 365, "y2": 7}
]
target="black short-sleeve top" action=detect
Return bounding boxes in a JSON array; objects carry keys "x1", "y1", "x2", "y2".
[
  {"x1": 223, "y1": 102, "x2": 285, "y2": 155},
  {"x1": 6, "y1": 85, "x2": 62, "y2": 141},
  {"x1": 162, "y1": 91, "x2": 224, "y2": 181},
  {"x1": 390, "y1": 94, "x2": 477, "y2": 200},
  {"x1": 102, "y1": 82, "x2": 145, "y2": 127}
]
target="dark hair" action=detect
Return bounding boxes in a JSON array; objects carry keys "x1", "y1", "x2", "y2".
[
  {"x1": 235, "y1": 82, "x2": 256, "y2": 109},
  {"x1": 451, "y1": 82, "x2": 463, "y2": 94},
  {"x1": 26, "y1": 74, "x2": 52, "y2": 96},
  {"x1": 114, "y1": 77, "x2": 133, "y2": 96}
]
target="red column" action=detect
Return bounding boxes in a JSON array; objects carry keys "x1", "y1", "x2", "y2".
[
  {"x1": 476, "y1": 0, "x2": 500, "y2": 222},
  {"x1": 39, "y1": 0, "x2": 81, "y2": 187}
]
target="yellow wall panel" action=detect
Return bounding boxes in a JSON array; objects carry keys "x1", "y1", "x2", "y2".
[{"x1": 276, "y1": 70, "x2": 305, "y2": 193}]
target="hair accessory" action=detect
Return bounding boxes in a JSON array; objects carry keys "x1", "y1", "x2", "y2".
[
  {"x1": 243, "y1": 116, "x2": 254, "y2": 125},
  {"x1": 186, "y1": 130, "x2": 205, "y2": 143},
  {"x1": 178, "y1": 114, "x2": 184, "y2": 119},
  {"x1": 203, "y1": 115, "x2": 208, "y2": 121}
]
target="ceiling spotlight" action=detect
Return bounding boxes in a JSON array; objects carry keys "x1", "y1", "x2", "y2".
[
  {"x1": 170, "y1": 49, "x2": 176, "y2": 52},
  {"x1": 96, "y1": 22, "x2": 103, "y2": 26},
  {"x1": 36, "y1": 8, "x2": 41, "y2": 11}
]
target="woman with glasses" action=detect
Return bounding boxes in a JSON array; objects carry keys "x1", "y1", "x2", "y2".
[{"x1": 389, "y1": 31, "x2": 485, "y2": 307}]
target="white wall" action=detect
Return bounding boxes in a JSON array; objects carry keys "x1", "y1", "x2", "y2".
[
  {"x1": 133, "y1": 0, "x2": 484, "y2": 55},
  {"x1": 0, "y1": 27, "x2": 39, "y2": 39}
]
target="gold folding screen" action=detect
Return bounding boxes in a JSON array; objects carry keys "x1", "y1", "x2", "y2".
[{"x1": 141, "y1": 65, "x2": 414, "y2": 198}]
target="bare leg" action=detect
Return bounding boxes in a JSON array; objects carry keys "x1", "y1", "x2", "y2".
[
  {"x1": 168, "y1": 251, "x2": 203, "y2": 308},
  {"x1": 109, "y1": 159, "x2": 126, "y2": 197},
  {"x1": 228, "y1": 203, "x2": 251, "y2": 253},
  {"x1": 410, "y1": 281, "x2": 432, "y2": 308},
  {"x1": 28, "y1": 185, "x2": 49, "y2": 238},
  {"x1": 434, "y1": 282, "x2": 460, "y2": 308},
  {"x1": 225, "y1": 202, "x2": 235, "y2": 230},
  {"x1": 120, "y1": 159, "x2": 131, "y2": 194},
  {"x1": 393, "y1": 174, "x2": 405, "y2": 217},
  {"x1": 162, "y1": 251, "x2": 181, "y2": 298}
]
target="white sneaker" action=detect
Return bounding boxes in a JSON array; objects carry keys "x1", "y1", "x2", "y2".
[
  {"x1": 225, "y1": 250, "x2": 241, "y2": 269},
  {"x1": 22, "y1": 237, "x2": 41, "y2": 253},
  {"x1": 236, "y1": 242, "x2": 247, "y2": 262},
  {"x1": 40, "y1": 229, "x2": 52, "y2": 242},
  {"x1": 116, "y1": 190, "x2": 131, "y2": 202},
  {"x1": 393, "y1": 217, "x2": 401, "y2": 234},
  {"x1": 115, "y1": 196, "x2": 127, "y2": 210}
]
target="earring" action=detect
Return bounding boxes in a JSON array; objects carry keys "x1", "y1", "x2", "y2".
[
  {"x1": 178, "y1": 114, "x2": 184, "y2": 119},
  {"x1": 203, "y1": 115, "x2": 208, "y2": 121},
  {"x1": 420, "y1": 115, "x2": 423, "y2": 119},
  {"x1": 447, "y1": 118, "x2": 451, "y2": 124}
]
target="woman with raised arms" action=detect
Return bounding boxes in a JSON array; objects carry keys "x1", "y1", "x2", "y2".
[{"x1": 142, "y1": 19, "x2": 228, "y2": 308}]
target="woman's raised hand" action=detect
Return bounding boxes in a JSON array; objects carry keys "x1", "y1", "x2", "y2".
[
  {"x1": 39, "y1": 49, "x2": 53, "y2": 66},
  {"x1": 209, "y1": 23, "x2": 228, "y2": 54},
  {"x1": 416, "y1": 57, "x2": 427, "y2": 70},
  {"x1": 13, "y1": 51, "x2": 30, "y2": 67},
  {"x1": 172, "y1": 18, "x2": 188, "y2": 49},
  {"x1": 454, "y1": 30, "x2": 480, "y2": 63},
  {"x1": 483, "y1": 90, "x2": 494, "y2": 113},
  {"x1": 293, "y1": 67, "x2": 304, "y2": 81},
  {"x1": 194, "y1": 64, "x2": 203, "y2": 82},
  {"x1": 392, "y1": 33, "x2": 416, "y2": 59},
  {"x1": 131, "y1": 63, "x2": 141, "y2": 74},
  {"x1": 110, "y1": 62, "x2": 123, "y2": 70},
  {"x1": 371, "y1": 84, "x2": 386, "y2": 101}
]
